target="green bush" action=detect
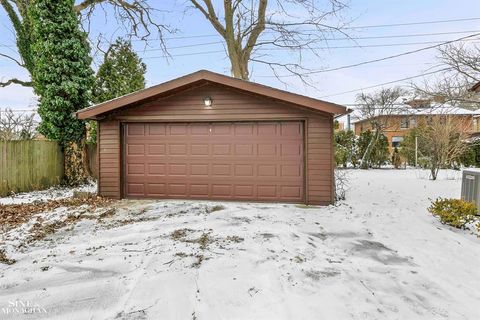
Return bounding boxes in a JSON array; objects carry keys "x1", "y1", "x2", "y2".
[
  {"x1": 417, "y1": 156, "x2": 431, "y2": 169},
  {"x1": 428, "y1": 198, "x2": 477, "y2": 229},
  {"x1": 334, "y1": 130, "x2": 356, "y2": 168},
  {"x1": 357, "y1": 130, "x2": 390, "y2": 168},
  {"x1": 457, "y1": 142, "x2": 480, "y2": 168}
]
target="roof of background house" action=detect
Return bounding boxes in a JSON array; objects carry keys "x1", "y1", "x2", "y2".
[
  {"x1": 351, "y1": 103, "x2": 480, "y2": 124},
  {"x1": 77, "y1": 70, "x2": 348, "y2": 119}
]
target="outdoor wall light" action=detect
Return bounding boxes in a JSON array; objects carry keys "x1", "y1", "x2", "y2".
[{"x1": 203, "y1": 96, "x2": 213, "y2": 107}]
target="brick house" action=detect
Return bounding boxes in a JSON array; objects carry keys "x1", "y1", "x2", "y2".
[{"x1": 353, "y1": 102, "x2": 480, "y2": 151}]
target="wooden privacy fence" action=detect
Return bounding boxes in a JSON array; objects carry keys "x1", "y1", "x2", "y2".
[
  {"x1": 0, "y1": 140, "x2": 64, "y2": 197},
  {"x1": 87, "y1": 143, "x2": 98, "y2": 179}
]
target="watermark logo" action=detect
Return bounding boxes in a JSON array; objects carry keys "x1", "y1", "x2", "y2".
[{"x1": 1, "y1": 300, "x2": 47, "y2": 315}]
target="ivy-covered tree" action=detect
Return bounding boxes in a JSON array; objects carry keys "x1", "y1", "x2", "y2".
[
  {"x1": 86, "y1": 38, "x2": 146, "y2": 143},
  {"x1": 0, "y1": 0, "x2": 168, "y2": 88},
  {"x1": 30, "y1": 0, "x2": 94, "y2": 186}
]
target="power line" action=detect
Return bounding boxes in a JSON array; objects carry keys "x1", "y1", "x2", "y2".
[
  {"x1": 143, "y1": 49, "x2": 225, "y2": 59},
  {"x1": 2, "y1": 17, "x2": 479, "y2": 49},
  {"x1": 141, "y1": 36, "x2": 480, "y2": 60},
  {"x1": 255, "y1": 32, "x2": 480, "y2": 78},
  {"x1": 263, "y1": 39, "x2": 480, "y2": 51},
  {"x1": 318, "y1": 67, "x2": 452, "y2": 98},
  {"x1": 136, "y1": 17, "x2": 480, "y2": 41},
  {"x1": 340, "y1": 17, "x2": 480, "y2": 29},
  {"x1": 140, "y1": 34, "x2": 480, "y2": 54},
  {"x1": 323, "y1": 30, "x2": 480, "y2": 41},
  {"x1": 138, "y1": 29, "x2": 480, "y2": 52}
]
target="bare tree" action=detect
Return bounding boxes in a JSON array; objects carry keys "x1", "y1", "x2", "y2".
[
  {"x1": 416, "y1": 115, "x2": 469, "y2": 180},
  {"x1": 0, "y1": 0, "x2": 171, "y2": 88},
  {"x1": 0, "y1": 109, "x2": 37, "y2": 140},
  {"x1": 413, "y1": 43, "x2": 480, "y2": 108},
  {"x1": 188, "y1": 0, "x2": 348, "y2": 80},
  {"x1": 334, "y1": 169, "x2": 349, "y2": 201},
  {"x1": 356, "y1": 87, "x2": 407, "y2": 169}
]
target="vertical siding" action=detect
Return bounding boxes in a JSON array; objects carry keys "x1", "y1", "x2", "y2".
[
  {"x1": 306, "y1": 115, "x2": 334, "y2": 205},
  {"x1": 97, "y1": 83, "x2": 335, "y2": 204},
  {"x1": 98, "y1": 120, "x2": 121, "y2": 198}
]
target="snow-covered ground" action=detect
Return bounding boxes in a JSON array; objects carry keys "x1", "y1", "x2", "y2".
[
  {"x1": 1, "y1": 169, "x2": 479, "y2": 320},
  {"x1": 0, "y1": 181, "x2": 97, "y2": 205}
]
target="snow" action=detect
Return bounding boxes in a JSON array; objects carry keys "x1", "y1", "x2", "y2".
[
  {"x1": 0, "y1": 181, "x2": 97, "y2": 205},
  {"x1": 413, "y1": 104, "x2": 480, "y2": 116},
  {"x1": 1, "y1": 169, "x2": 480, "y2": 319},
  {"x1": 348, "y1": 103, "x2": 480, "y2": 125}
]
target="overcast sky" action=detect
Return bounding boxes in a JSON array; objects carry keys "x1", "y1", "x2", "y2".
[{"x1": 1, "y1": 0, "x2": 480, "y2": 111}]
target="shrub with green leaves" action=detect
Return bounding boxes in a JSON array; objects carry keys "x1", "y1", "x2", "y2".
[
  {"x1": 334, "y1": 130, "x2": 356, "y2": 168},
  {"x1": 357, "y1": 130, "x2": 389, "y2": 168},
  {"x1": 428, "y1": 198, "x2": 477, "y2": 229}
]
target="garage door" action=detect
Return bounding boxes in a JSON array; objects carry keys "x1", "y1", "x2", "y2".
[{"x1": 124, "y1": 121, "x2": 304, "y2": 202}]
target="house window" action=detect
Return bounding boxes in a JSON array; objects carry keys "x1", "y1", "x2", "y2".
[
  {"x1": 410, "y1": 117, "x2": 416, "y2": 128},
  {"x1": 400, "y1": 117, "x2": 409, "y2": 129},
  {"x1": 392, "y1": 136, "x2": 404, "y2": 148}
]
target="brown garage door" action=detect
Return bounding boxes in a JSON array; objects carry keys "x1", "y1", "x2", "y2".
[{"x1": 124, "y1": 121, "x2": 304, "y2": 202}]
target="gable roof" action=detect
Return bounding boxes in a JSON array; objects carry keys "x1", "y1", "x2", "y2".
[{"x1": 76, "y1": 70, "x2": 348, "y2": 119}]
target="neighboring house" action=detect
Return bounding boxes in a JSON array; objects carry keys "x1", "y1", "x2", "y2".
[
  {"x1": 353, "y1": 101, "x2": 480, "y2": 151},
  {"x1": 336, "y1": 109, "x2": 362, "y2": 133},
  {"x1": 76, "y1": 70, "x2": 348, "y2": 205}
]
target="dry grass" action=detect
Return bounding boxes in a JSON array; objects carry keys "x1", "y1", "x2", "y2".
[
  {"x1": 206, "y1": 205, "x2": 225, "y2": 213},
  {"x1": 0, "y1": 249, "x2": 16, "y2": 265},
  {"x1": 170, "y1": 228, "x2": 193, "y2": 240},
  {"x1": 226, "y1": 235, "x2": 244, "y2": 243},
  {"x1": 0, "y1": 197, "x2": 115, "y2": 232}
]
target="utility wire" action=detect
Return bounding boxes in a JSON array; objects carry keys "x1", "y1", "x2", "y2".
[
  {"x1": 255, "y1": 32, "x2": 480, "y2": 78},
  {"x1": 135, "y1": 17, "x2": 480, "y2": 41},
  {"x1": 140, "y1": 35, "x2": 480, "y2": 53},
  {"x1": 141, "y1": 36, "x2": 480, "y2": 59},
  {"x1": 139, "y1": 29, "x2": 480, "y2": 52},
  {"x1": 318, "y1": 67, "x2": 452, "y2": 98},
  {"x1": 1, "y1": 17, "x2": 479, "y2": 48},
  {"x1": 339, "y1": 17, "x2": 480, "y2": 29}
]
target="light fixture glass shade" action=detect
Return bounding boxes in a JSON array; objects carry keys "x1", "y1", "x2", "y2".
[{"x1": 203, "y1": 96, "x2": 213, "y2": 107}]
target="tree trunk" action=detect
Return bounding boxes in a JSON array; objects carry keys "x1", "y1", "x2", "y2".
[
  {"x1": 430, "y1": 160, "x2": 440, "y2": 180},
  {"x1": 230, "y1": 56, "x2": 249, "y2": 80},
  {"x1": 226, "y1": 43, "x2": 249, "y2": 80},
  {"x1": 360, "y1": 130, "x2": 380, "y2": 169},
  {"x1": 64, "y1": 140, "x2": 89, "y2": 186}
]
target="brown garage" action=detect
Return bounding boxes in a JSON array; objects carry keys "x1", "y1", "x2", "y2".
[{"x1": 77, "y1": 70, "x2": 348, "y2": 205}]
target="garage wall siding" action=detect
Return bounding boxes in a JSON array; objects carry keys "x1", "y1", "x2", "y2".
[
  {"x1": 98, "y1": 120, "x2": 121, "y2": 198},
  {"x1": 97, "y1": 83, "x2": 334, "y2": 204}
]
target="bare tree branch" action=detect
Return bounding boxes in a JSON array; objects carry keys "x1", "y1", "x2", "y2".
[
  {"x1": 187, "y1": 0, "x2": 349, "y2": 81},
  {"x1": 412, "y1": 43, "x2": 480, "y2": 108},
  {"x1": 355, "y1": 87, "x2": 408, "y2": 168},
  {"x1": 190, "y1": 0, "x2": 226, "y2": 37},
  {"x1": 76, "y1": 0, "x2": 172, "y2": 47},
  {"x1": 0, "y1": 52, "x2": 24, "y2": 67},
  {"x1": 0, "y1": 108, "x2": 37, "y2": 140},
  {"x1": 0, "y1": 78, "x2": 32, "y2": 88}
]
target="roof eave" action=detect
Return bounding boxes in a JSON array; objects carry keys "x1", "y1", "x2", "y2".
[{"x1": 76, "y1": 70, "x2": 348, "y2": 120}]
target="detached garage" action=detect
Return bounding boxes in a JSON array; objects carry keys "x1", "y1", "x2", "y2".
[{"x1": 77, "y1": 70, "x2": 348, "y2": 205}]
